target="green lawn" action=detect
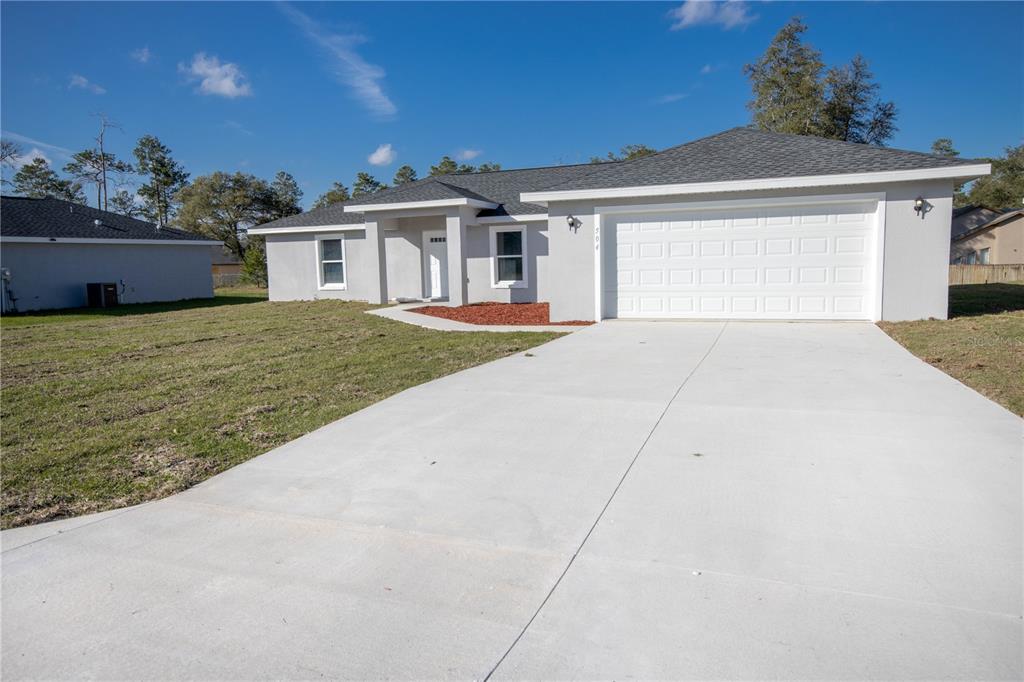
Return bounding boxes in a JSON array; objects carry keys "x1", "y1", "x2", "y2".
[
  {"x1": 0, "y1": 289, "x2": 562, "y2": 528},
  {"x1": 879, "y1": 283, "x2": 1024, "y2": 416}
]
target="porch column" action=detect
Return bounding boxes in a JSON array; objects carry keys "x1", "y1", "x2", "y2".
[
  {"x1": 364, "y1": 216, "x2": 389, "y2": 304},
  {"x1": 445, "y1": 207, "x2": 473, "y2": 306}
]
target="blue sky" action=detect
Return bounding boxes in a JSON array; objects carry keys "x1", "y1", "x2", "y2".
[{"x1": 3, "y1": 1, "x2": 1021, "y2": 208}]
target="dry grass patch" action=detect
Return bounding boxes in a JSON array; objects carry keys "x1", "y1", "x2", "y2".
[
  {"x1": 1, "y1": 289, "x2": 561, "y2": 528},
  {"x1": 879, "y1": 283, "x2": 1024, "y2": 416}
]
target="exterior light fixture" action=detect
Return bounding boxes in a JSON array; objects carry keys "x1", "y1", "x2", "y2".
[
  {"x1": 914, "y1": 197, "x2": 925, "y2": 216},
  {"x1": 566, "y1": 215, "x2": 581, "y2": 231}
]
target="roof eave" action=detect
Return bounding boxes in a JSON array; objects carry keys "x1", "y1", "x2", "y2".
[
  {"x1": 248, "y1": 223, "x2": 367, "y2": 236},
  {"x1": 343, "y1": 198, "x2": 498, "y2": 213},
  {"x1": 520, "y1": 164, "x2": 993, "y2": 205}
]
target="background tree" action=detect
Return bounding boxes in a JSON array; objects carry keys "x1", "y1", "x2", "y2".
[
  {"x1": 745, "y1": 17, "x2": 897, "y2": 145},
  {"x1": 241, "y1": 235, "x2": 268, "y2": 286},
  {"x1": 931, "y1": 138, "x2": 959, "y2": 158},
  {"x1": 64, "y1": 149, "x2": 132, "y2": 209},
  {"x1": 175, "y1": 172, "x2": 275, "y2": 259},
  {"x1": 965, "y1": 144, "x2": 1023, "y2": 209},
  {"x1": 269, "y1": 171, "x2": 303, "y2": 220},
  {"x1": 393, "y1": 164, "x2": 418, "y2": 185},
  {"x1": 352, "y1": 172, "x2": 386, "y2": 197},
  {"x1": 931, "y1": 138, "x2": 967, "y2": 205},
  {"x1": 820, "y1": 55, "x2": 897, "y2": 145},
  {"x1": 590, "y1": 144, "x2": 657, "y2": 163},
  {"x1": 134, "y1": 135, "x2": 189, "y2": 228},
  {"x1": 1, "y1": 139, "x2": 23, "y2": 183},
  {"x1": 12, "y1": 158, "x2": 86, "y2": 203},
  {"x1": 429, "y1": 156, "x2": 459, "y2": 176},
  {"x1": 109, "y1": 190, "x2": 142, "y2": 218},
  {"x1": 744, "y1": 18, "x2": 825, "y2": 137},
  {"x1": 312, "y1": 181, "x2": 350, "y2": 209},
  {"x1": 476, "y1": 162, "x2": 502, "y2": 173}
]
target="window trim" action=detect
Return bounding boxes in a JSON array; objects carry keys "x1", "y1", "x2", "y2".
[
  {"x1": 979, "y1": 247, "x2": 991, "y2": 265},
  {"x1": 315, "y1": 234, "x2": 347, "y2": 290},
  {"x1": 489, "y1": 225, "x2": 528, "y2": 289}
]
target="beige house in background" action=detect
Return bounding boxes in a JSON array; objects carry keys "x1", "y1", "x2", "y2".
[{"x1": 950, "y1": 207, "x2": 1024, "y2": 264}]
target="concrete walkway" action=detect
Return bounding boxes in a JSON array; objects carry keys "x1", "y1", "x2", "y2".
[
  {"x1": 2, "y1": 322, "x2": 1021, "y2": 680},
  {"x1": 366, "y1": 303, "x2": 585, "y2": 333}
]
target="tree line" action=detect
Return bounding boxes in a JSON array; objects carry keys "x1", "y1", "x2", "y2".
[{"x1": 309, "y1": 156, "x2": 503, "y2": 209}]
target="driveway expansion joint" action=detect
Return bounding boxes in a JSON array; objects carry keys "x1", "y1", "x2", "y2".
[{"x1": 482, "y1": 321, "x2": 730, "y2": 681}]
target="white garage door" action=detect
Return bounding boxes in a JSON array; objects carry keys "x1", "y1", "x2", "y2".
[{"x1": 607, "y1": 199, "x2": 880, "y2": 320}]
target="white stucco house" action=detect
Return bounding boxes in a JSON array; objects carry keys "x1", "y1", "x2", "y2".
[
  {"x1": 0, "y1": 196, "x2": 219, "y2": 312},
  {"x1": 251, "y1": 128, "x2": 990, "y2": 322}
]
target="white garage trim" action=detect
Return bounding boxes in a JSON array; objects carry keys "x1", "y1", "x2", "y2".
[
  {"x1": 595, "y1": 192, "x2": 887, "y2": 322},
  {"x1": 523, "y1": 165, "x2": 986, "y2": 204}
]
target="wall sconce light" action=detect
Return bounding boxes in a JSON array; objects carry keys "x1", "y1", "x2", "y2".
[
  {"x1": 913, "y1": 197, "x2": 925, "y2": 217},
  {"x1": 566, "y1": 215, "x2": 581, "y2": 231}
]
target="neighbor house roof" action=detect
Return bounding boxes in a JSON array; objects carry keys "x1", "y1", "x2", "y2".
[
  {"x1": 952, "y1": 209, "x2": 1024, "y2": 243},
  {"x1": 252, "y1": 127, "x2": 988, "y2": 232},
  {"x1": 0, "y1": 196, "x2": 218, "y2": 243}
]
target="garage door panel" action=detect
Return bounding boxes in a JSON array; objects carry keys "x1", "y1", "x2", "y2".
[{"x1": 607, "y1": 201, "x2": 877, "y2": 320}]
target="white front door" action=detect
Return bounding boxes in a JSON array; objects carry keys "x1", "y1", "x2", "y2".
[
  {"x1": 424, "y1": 231, "x2": 449, "y2": 299},
  {"x1": 606, "y1": 198, "x2": 880, "y2": 320}
]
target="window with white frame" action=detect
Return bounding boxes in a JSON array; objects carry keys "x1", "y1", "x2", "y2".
[
  {"x1": 317, "y1": 236, "x2": 346, "y2": 288},
  {"x1": 491, "y1": 226, "x2": 527, "y2": 287},
  {"x1": 979, "y1": 248, "x2": 990, "y2": 264}
]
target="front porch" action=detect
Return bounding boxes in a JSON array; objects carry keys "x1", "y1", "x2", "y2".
[{"x1": 352, "y1": 200, "x2": 537, "y2": 308}]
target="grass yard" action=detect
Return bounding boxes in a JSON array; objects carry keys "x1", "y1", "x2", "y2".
[
  {"x1": 879, "y1": 283, "x2": 1024, "y2": 416},
  {"x1": 0, "y1": 288, "x2": 562, "y2": 528}
]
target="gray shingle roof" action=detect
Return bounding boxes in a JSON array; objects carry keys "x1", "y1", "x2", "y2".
[
  {"x1": 254, "y1": 127, "x2": 984, "y2": 230},
  {"x1": 535, "y1": 127, "x2": 984, "y2": 192},
  {"x1": 0, "y1": 196, "x2": 217, "y2": 242}
]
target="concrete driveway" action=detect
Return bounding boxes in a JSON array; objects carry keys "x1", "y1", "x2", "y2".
[{"x1": 3, "y1": 322, "x2": 1021, "y2": 680}]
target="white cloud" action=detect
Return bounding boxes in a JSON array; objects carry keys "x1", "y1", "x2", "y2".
[
  {"x1": 280, "y1": 3, "x2": 396, "y2": 119},
  {"x1": 179, "y1": 53, "x2": 252, "y2": 98},
  {"x1": 668, "y1": 1, "x2": 756, "y2": 30},
  {"x1": 455, "y1": 149, "x2": 481, "y2": 161},
  {"x1": 2, "y1": 131, "x2": 73, "y2": 178},
  {"x1": 68, "y1": 74, "x2": 106, "y2": 94},
  {"x1": 654, "y1": 93, "x2": 688, "y2": 104},
  {"x1": 700, "y1": 63, "x2": 714, "y2": 74},
  {"x1": 10, "y1": 147, "x2": 51, "y2": 169},
  {"x1": 131, "y1": 47, "x2": 151, "y2": 64},
  {"x1": 367, "y1": 143, "x2": 396, "y2": 166}
]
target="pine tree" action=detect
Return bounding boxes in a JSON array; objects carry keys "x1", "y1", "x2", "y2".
[
  {"x1": 313, "y1": 182, "x2": 351, "y2": 209},
  {"x1": 393, "y1": 165, "x2": 418, "y2": 185},
  {"x1": 269, "y1": 171, "x2": 303, "y2": 220},
  {"x1": 133, "y1": 135, "x2": 189, "y2": 227},
  {"x1": 12, "y1": 158, "x2": 86, "y2": 203},
  {"x1": 352, "y1": 172, "x2": 386, "y2": 197},
  {"x1": 64, "y1": 149, "x2": 132, "y2": 209},
  {"x1": 109, "y1": 189, "x2": 142, "y2": 218},
  {"x1": 429, "y1": 156, "x2": 459, "y2": 176}
]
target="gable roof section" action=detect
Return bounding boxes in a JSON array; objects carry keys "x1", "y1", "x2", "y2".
[
  {"x1": 252, "y1": 127, "x2": 989, "y2": 232},
  {"x1": 952, "y1": 209, "x2": 1024, "y2": 243},
  {"x1": 529, "y1": 128, "x2": 984, "y2": 195},
  {"x1": 0, "y1": 196, "x2": 217, "y2": 243}
]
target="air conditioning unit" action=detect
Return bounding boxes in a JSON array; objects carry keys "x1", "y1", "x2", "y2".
[{"x1": 86, "y1": 282, "x2": 119, "y2": 308}]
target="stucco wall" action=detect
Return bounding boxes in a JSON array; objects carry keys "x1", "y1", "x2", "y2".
[
  {"x1": 544, "y1": 179, "x2": 955, "y2": 322},
  {"x1": 951, "y1": 215, "x2": 1024, "y2": 265},
  {"x1": 266, "y1": 224, "x2": 429, "y2": 302},
  {"x1": 466, "y1": 221, "x2": 549, "y2": 304},
  {"x1": 266, "y1": 218, "x2": 551, "y2": 305},
  {"x1": 0, "y1": 241, "x2": 213, "y2": 312}
]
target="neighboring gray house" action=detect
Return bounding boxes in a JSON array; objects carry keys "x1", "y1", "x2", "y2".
[
  {"x1": 250, "y1": 128, "x2": 990, "y2": 322},
  {"x1": 0, "y1": 196, "x2": 219, "y2": 313}
]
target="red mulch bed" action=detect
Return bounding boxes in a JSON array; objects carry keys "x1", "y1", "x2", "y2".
[{"x1": 411, "y1": 302, "x2": 593, "y2": 326}]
